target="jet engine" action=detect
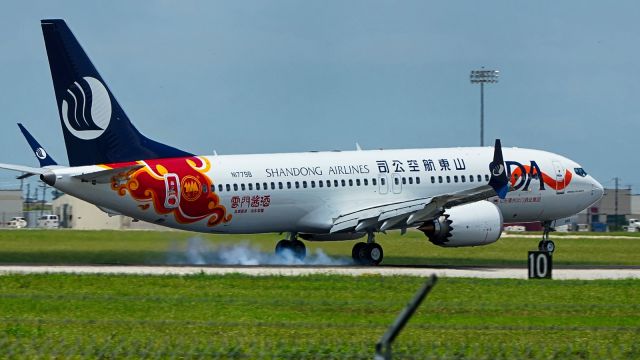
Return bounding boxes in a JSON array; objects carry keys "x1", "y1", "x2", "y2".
[{"x1": 418, "y1": 200, "x2": 503, "y2": 247}]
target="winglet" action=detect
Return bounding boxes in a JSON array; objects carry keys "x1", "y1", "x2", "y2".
[
  {"x1": 488, "y1": 139, "x2": 509, "y2": 199},
  {"x1": 18, "y1": 123, "x2": 58, "y2": 167}
]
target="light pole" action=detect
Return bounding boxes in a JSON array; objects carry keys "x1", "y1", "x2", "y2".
[{"x1": 470, "y1": 68, "x2": 499, "y2": 146}]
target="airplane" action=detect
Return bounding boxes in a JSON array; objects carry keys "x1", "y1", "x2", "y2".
[{"x1": 0, "y1": 19, "x2": 603, "y2": 265}]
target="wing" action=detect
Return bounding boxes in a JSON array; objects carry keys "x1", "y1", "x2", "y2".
[{"x1": 330, "y1": 139, "x2": 509, "y2": 234}]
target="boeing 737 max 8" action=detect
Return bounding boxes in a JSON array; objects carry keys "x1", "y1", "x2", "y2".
[{"x1": 0, "y1": 20, "x2": 603, "y2": 265}]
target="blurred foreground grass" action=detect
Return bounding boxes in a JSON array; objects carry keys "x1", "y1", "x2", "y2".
[{"x1": 0, "y1": 274, "x2": 638, "y2": 359}]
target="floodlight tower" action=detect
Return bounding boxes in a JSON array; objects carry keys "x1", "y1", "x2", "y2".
[{"x1": 470, "y1": 68, "x2": 499, "y2": 147}]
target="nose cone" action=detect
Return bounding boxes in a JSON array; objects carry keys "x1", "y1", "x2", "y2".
[{"x1": 592, "y1": 177, "x2": 604, "y2": 201}]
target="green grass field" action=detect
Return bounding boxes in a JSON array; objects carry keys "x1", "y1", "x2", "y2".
[
  {"x1": 0, "y1": 230, "x2": 639, "y2": 266},
  {"x1": 0, "y1": 274, "x2": 638, "y2": 359}
]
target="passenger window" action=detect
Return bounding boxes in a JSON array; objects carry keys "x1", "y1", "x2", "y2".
[
  {"x1": 311, "y1": 181, "x2": 315, "y2": 188},
  {"x1": 454, "y1": 175, "x2": 458, "y2": 183},
  {"x1": 469, "y1": 175, "x2": 473, "y2": 182},
  {"x1": 295, "y1": 181, "x2": 300, "y2": 189},
  {"x1": 461, "y1": 175, "x2": 466, "y2": 183},
  {"x1": 364, "y1": 179, "x2": 368, "y2": 186},
  {"x1": 326, "y1": 180, "x2": 331, "y2": 187},
  {"x1": 438, "y1": 176, "x2": 443, "y2": 183},
  {"x1": 446, "y1": 176, "x2": 451, "y2": 183},
  {"x1": 431, "y1": 176, "x2": 435, "y2": 184},
  {"x1": 278, "y1": 182, "x2": 283, "y2": 189},
  {"x1": 402, "y1": 177, "x2": 406, "y2": 185},
  {"x1": 233, "y1": 184, "x2": 238, "y2": 191},
  {"x1": 381, "y1": 178, "x2": 386, "y2": 185},
  {"x1": 218, "y1": 184, "x2": 223, "y2": 192},
  {"x1": 256, "y1": 183, "x2": 261, "y2": 190},
  {"x1": 349, "y1": 179, "x2": 353, "y2": 186},
  {"x1": 334, "y1": 180, "x2": 339, "y2": 187},
  {"x1": 263, "y1": 182, "x2": 268, "y2": 190},
  {"x1": 416, "y1": 177, "x2": 420, "y2": 184},
  {"x1": 477, "y1": 175, "x2": 482, "y2": 182},
  {"x1": 226, "y1": 184, "x2": 231, "y2": 191},
  {"x1": 408, "y1": 177, "x2": 413, "y2": 185},
  {"x1": 241, "y1": 184, "x2": 246, "y2": 191},
  {"x1": 372, "y1": 178, "x2": 377, "y2": 186},
  {"x1": 203, "y1": 185, "x2": 208, "y2": 193},
  {"x1": 303, "y1": 181, "x2": 307, "y2": 188},
  {"x1": 485, "y1": 174, "x2": 490, "y2": 181},
  {"x1": 341, "y1": 180, "x2": 346, "y2": 187},
  {"x1": 248, "y1": 183, "x2": 253, "y2": 190},
  {"x1": 394, "y1": 177, "x2": 399, "y2": 185},
  {"x1": 318, "y1": 181, "x2": 323, "y2": 188},
  {"x1": 287, "y1": 182, "x2": 291, "y2": 189}
]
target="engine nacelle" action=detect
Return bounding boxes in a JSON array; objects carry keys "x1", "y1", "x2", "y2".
[{"x1": 418, "y1": 200, "x2": 503, "y2": 247}]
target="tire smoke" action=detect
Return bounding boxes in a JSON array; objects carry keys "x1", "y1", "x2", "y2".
[{"x1": 167, "y1": 237, "x2": 352, "y2": 266}]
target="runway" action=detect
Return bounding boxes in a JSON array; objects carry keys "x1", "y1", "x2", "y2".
[{"x1": 0, "y1": 265, "x2": 639, "y2": 280}]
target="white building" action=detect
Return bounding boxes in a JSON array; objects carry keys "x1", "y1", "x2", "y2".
[
  {"x1": 0, "y1": 190, "x2": 23, "y2": 227},
  {"x1": 52, "y1": 194, "x2": 169, "y2": 230}
]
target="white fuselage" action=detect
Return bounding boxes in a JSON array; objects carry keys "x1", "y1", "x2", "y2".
[{"x1": 49, "y1": 146, "x2": 603, "y2": 235}]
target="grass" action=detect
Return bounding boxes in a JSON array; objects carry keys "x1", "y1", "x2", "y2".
[
  {"x1": 0, "y1": 274, "x2": 638, "y2": 358},
  {"x1": 0, "y1": 230, "x2": 639, "y2": 266}
]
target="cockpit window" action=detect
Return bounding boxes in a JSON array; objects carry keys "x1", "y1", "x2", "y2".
[{"x1": 574, "y1": 168, "x2": 587, "y2": 177}]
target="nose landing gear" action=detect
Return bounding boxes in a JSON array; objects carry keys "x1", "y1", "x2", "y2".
[
  {"x1": 352, "y1": 232, "x2": 384, "y2": 265},
  {"x1": 538, "y1": 221, "x2": 556, "y2": 253}
]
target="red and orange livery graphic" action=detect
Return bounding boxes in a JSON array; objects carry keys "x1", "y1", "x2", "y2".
[
  {"x1": 508, "y1": 162, "x2": 573, "y2": 191},
  {"x1": 107, "y1": 157, "x2": 231, "y2": 226}
]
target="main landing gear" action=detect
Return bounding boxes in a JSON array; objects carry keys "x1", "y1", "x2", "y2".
[
  {"x1": 538, "y1": 220, "x2": 556, "y2": 253},
  {"x1": 352, "y1": 232, "x2": 384, "y2": 265},
  {"x1": 275, "y1": 233, "x2": 307, "y2": 261}
]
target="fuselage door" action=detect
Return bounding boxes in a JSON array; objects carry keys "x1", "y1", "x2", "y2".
[
  {"x1": 552, "y1": 161, "x2": 565, "y2": 195},
  {"x1": 378, "y1": 174, "x2": 389, "y2": 194},
  {"x1": 164, "y1": 173, "x2": 180, "y2": 209},
  {"x1": 391, "y1": 173, "x2": 402, "y2": 194}
]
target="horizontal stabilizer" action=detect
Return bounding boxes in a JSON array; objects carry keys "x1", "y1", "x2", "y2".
[
  {"x1": 0, "y1": 163, "x2": 49, "y2": 176},
  {"x1": 73, "y1": 164, "x2": 144, "y2": 184}
]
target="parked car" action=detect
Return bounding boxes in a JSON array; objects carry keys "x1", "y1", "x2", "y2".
[
  {"x1": 36, "y1": 214, "x2": 59, "y2": 229},
  {"x1": 7, "y1": 217, "x2": 27, "y2": 229}
]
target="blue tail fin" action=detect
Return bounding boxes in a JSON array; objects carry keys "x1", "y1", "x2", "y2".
[
  {"x1": 40, "y1": 19, "x2": 192, "y2": 167},
  {"x1": 488, "y1": 139, "x2": 509, "y2": 199},
  {"x1": 18, "y1": 123, "x2": 58, "y2": 167}
]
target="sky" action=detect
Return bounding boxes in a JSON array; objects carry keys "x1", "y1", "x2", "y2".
[{"x1": 1, "y1": 1, "x2": 639, "y2": 199}]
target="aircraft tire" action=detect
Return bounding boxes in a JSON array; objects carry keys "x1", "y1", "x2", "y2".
[
  {"x1": 366, "y1": 243, "x2": 384, "y2": 265},
  {"x1": 353, "y1": 243, "x2": 383, "y2": 266},
  {"x1": 544, "y1": 240, "x2": 555, "y2": 253},
  {"x1": 538, "y1": 240, "x2": 555, "y2": 253},
  {"x1": 275, "y1": 239, "x2": 290, "y2": 256},
  {"x1": 352, "y1": 242, "x2": 367, "y2": 263},
  {"x1": 290, "y1": 239, "x2": 307, "y2": 260}
]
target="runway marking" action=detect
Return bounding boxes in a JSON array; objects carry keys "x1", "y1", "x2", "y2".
[{"x1": 0, "y1": 265, "x2": 639, "y2": 280}]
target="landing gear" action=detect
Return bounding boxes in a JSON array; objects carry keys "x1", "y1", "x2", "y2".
[
  {"x1": 352, "y1": 233, "x2": 384, "y2": 265},
  {"x1": 538, "y1": 221, "x2": 556, "y2": 253},
  {"x1": 275, "y1": 233, "x2": 306, "y2": 260}
]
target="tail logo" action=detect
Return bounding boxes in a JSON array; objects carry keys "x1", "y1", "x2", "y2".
[
  {"x1": 35, "y1": 148, "x2": 47, "y2": 160},
  {"x1": 61, "y1": 76, "x2": 112, "y2": 140}
]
